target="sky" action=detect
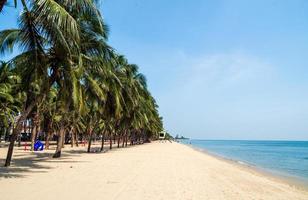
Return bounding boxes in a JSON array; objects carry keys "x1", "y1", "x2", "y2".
[{"x1": 1, "y1": 0, "x2": 308, "y2": 140}]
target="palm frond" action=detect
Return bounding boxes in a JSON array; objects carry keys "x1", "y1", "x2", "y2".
[
  {"x1": 33, "y1": 0, "x2": 80, "y2": 43},
  {"x1": 0, "y1": 29, "x2": 21, "y2": 55}
]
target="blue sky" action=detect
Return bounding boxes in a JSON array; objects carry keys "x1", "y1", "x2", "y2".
[{"x1": 1, "y1": 0, "x2": 308, "y2": 140}]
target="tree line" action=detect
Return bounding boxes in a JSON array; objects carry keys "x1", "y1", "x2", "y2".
[{"x1": 0, "y1": 0, "x2": 164, "y2": 167}]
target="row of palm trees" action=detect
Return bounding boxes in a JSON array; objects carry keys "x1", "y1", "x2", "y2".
[{"x1": 0, "y1": 0, "x2": 164, "y2": 167}]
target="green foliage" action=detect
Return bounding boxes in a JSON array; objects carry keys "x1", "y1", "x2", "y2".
[
  {"x1": 0, "y1": 61, "x2": 24, "y2": 128},
  {"x1": 0, "y1": 0, "x2": 164, "y2": 146}
]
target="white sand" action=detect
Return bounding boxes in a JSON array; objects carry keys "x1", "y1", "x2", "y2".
[{"x1": 0, "y1": 141, "x2": 308, "y2": 200}]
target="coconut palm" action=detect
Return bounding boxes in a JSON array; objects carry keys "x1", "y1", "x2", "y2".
[
  {"x1": 1, "y1": 0, "x2": 164, "y2": 167},
  {"x1": 0, "y1": 0, "x2": 109, "y2": 165}
]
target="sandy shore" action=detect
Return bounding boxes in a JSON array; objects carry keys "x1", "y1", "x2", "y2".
[{"x1": 0, "y1": 141, "x2": 308, "y2": 200}]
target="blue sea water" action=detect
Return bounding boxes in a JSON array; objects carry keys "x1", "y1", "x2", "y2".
[{"x1": 180, "y1": 140, "x2": 308, "y2": 184}]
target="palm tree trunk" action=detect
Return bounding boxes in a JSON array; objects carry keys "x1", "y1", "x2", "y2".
[
  {"x1": 75, "y1": 132, "x2": 79, "y2": 147},
  {"x1": 70, "y1": 127, "x2": 75, "y2": 147},
  {"x1": 131, "y1": 131, "x2": 134, "y2": 145},
  {"x1": 31, "y1": 110, "x2": 41, "y2": 150},
  {"x1": 109, "y1": 133, "x2": 112, "y2": 150},
  {"x1": 117, "y1": 135, "x2": 120, "y2": 148},
  {"x1": 61, "y1": 130, "x2": 66, "y2": 148},
  {"x1": 53, "y1": 125, "x2": 65, "y2": 158},
  {"x1": 122, "y1": 135, "x2": 125, "y2": 147},
  {"x1": 0, "y1": 126, "x2": 3, "y2": 143},
  {"x1": 45, "y1": 131, "x2": 51, "y2": 150},
  {"x1": 81, "y1": 135, "x2": 85, "y2": 146},
  {"x1": 5, "y1": 102, "x2": 36, "y2": 167},
  {"x1": 100, "y1": 131, "x2": 105, "y2": 152},
  {"x1": 125, "y1": 133, "x2": 128, "y2": 147},
  {"x1": 87, "y1": 129, "x2": 93, "y2": 153},
  {"x1": 30, "y1": 124, "x2": 37, "y2": 151}
]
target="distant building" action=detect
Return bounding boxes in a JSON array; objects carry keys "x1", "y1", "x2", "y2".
[{"x1": 159, "y1": 131, "x2": 166, "y2": 139}]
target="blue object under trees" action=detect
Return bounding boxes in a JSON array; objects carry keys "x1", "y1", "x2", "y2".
[{"x1": 34, "y1": 140, "x2": 44, "y2": 151}]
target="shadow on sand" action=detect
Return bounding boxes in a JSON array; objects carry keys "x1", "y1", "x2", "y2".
[
  {"x1": 0, "y1": 150, "x2": 85, "y2": 179},
  {"x1": 0, "y1": 142, "x2": 144, "y2": 179}
]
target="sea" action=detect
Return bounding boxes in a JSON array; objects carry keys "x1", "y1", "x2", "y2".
[{"x1": 180, "y1": 139, "x2": 308, "y2": 185}]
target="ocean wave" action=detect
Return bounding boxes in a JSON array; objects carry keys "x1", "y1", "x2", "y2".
[{"x1": 237, "y1": 161, "x2": 248, "y2": 165}]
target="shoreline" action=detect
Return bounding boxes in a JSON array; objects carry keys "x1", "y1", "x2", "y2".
[{"x1": 180, "y1": 142, "x2": 308, "y2": 191}]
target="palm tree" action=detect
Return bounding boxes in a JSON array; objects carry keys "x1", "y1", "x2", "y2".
[
  {"x1": 51, "y1": 1, "x2": 112, "y2": 156},
  {"x1": 1, "y1": 0, "x2": 164, "y2": 167},
  {"x1": 0, "y1": 0, "x2": 108, "y2": 165}
]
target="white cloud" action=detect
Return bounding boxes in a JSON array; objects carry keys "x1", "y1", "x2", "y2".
[
  {"x1": 156, "y1": 51, "x2": 302, "y2": 139},
  {"x1": 133, "y1": 49, "x2": 308, "y2": 140},
  {"x1": 177, "y1": 52, "x2": 275, "y2": 91}
]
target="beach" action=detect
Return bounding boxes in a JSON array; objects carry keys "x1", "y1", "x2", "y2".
[{"x1": 0, "y1": 141, "x2": 308, "y2": 200}]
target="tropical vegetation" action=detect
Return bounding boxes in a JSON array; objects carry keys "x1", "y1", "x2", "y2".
[{"x1": 0, "y1": 0, "x2": 164, "y2": 167}]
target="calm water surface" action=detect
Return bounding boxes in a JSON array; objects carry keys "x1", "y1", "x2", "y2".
[{"x1": 180, "y1": 140, "x2": 308, "y2": 184}]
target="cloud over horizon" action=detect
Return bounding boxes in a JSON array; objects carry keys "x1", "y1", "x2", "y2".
[
  {"x1": 101, "y1": 0, "x2": 308, "y2": 140},
  {"x1": 153, "y1": 51, "x2": 308, "y2": 140}
]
